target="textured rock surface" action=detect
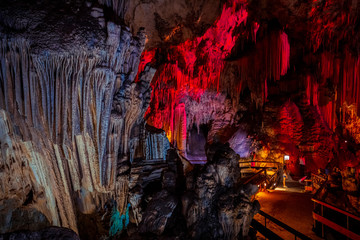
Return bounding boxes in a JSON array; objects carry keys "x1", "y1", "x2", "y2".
[
  {"x1": 0, "y1": 227, "x2": 80, "y2": 240},
  {"x1": 0, "y1": 0, "x2": 150, "y2": 236},
  {"x1": 98, "y1": 0, "x2": 223, "y2": 49},
  {"x1": 122, "y1": 143, "x2": 259, "y2": 240},
  {"x1": 138, "y1": 172, "x2": 178, "y2": 235},
  {"x1": 182, "y1": 142, "x2": 259, "y2": 239}
]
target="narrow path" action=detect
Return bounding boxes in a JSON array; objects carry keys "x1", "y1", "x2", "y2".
[{"x1": 254, "y1": 181, "x2": 322, "y2": 240}]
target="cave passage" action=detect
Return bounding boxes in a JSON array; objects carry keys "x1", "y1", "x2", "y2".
[{"x1": 0, "y1": 0, "x2": 360, "y2": 239}]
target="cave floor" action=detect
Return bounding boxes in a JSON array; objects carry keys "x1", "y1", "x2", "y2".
[{"x1": 254, "y1": 181, "x2": 322, "y2": 240}]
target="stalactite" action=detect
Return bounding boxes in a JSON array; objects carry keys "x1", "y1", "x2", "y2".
[
  {"x1": 280, "y1": 32, "x2": 290, "y2": 76},
  {"x1": 173, "y1": 103, "x2": 187, "y2": 152},
  {"x1": 144, "y1": 130, "x2": 170, "y2": 161},
  {"x1": 320, "y1": 51, "x2": 360, "y2": 123},
  {"x1": 305, "y1": 75, "x2": 319, "y2": 107},
  {"x1": 319, "y1": 100, "x2": 336, "y2": 131},
  {"x1": 105, "y1": 118, "x2": 123, "y2": 187},
  {"x1": 0, "y1": 16, "x2": 147, "y2": 230},
  {"x1": 143, "y1": 4, "x2": 290, "y2": 148},
  {"x1": 144, "y1": 1, "x2": 248, "y2": 147},
  {"x1": 342, "y1": 103, "x2": 360, "y2": 144},
  {"x1": 310, "y1": 0, "x2": 359, "y2": 52}
]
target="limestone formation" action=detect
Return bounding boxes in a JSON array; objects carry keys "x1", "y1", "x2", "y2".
[
  {"x1": 1, "y1": 0, "x2": 360, "y2": 239},
  {"x1": 0, "y1": 0, "x2": 151, "y2": 236}
]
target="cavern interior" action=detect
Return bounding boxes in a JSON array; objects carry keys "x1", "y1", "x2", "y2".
[{"x1": 1, "y1": 0, "x2": 360, "y2": 239}]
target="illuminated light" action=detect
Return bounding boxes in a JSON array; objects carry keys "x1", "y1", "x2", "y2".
[
  {"x1": 284, "y1": 155, "x2": 290, "y2": 161},
  {"x1": 164, "y1": 25, "x2": 181, "y2": 42},
  {"x1": 264, "y1": 183, "x2": 266, "y2": 186},
  {"x1": 345, "y1": 140, "x2": 347, "y2": 143}
]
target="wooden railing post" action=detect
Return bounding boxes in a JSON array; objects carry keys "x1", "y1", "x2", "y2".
[
  {"x1": 347, "y1": 215, "x2": 349, "y2": 240},
  {"x1": 313, "y1": 202, "x2": 316, "y2": 229},
  {"x1": 257, "y1": 210, "x2": 312, "y2": 240},
  {"x1": 321, "y1": 204, "x2": 324, "y2": 238},
  {"x1": 312, "y1": 198, "x2": 360, "y2": 239},
  {"x1": 264, "y1": 215, "x2": 266, "y2": 228},
  {"x1": 264, "y1": 215, "x2": 267, "y2": 240}
]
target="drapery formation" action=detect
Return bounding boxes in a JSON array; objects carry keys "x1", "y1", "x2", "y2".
[{"x1": 0, "y1": 21, "x2": 148, "y2": 232}]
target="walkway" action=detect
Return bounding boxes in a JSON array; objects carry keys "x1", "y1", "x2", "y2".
[{"x1": 254, "y1": 180, "x2": 322, "y2": 240}]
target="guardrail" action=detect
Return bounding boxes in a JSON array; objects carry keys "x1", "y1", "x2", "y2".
[
  {"x1": 239, "y1": 160, "x2": 281, "y2": 169},
  {"x1": 241, "y1": 168, "x2": 267, "y2": 185},
  {"x1": 312, "y1": 198, "x2": 360, "y2": 239},
  {"x1": 251, "y1": 218, "x2": 283, "y2": 240},
  {"x1": 253, "y1": 210, "x2": 312, "y2": 240}
]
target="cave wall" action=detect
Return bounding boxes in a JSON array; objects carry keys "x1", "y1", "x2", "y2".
[
  {"x1": 141, "y1": 0, "x2": 360, "y2": 172},
  {"x1": 0, "y1": 0, "x2": 153, "y2": 234}
]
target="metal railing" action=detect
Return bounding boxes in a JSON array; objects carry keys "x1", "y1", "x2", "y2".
[
  {"x1": 238, "y1": 160, "x2": 281, "y2": 169},
  {"x1": 253, "y1": 210, "x2": 312, "y2": 240},
  {"x1": 312, "y1": 198, "x2": 360, "y2": 239},
  {"x1": 311, "y1": 174, "x2": 360, "y2": 240}
]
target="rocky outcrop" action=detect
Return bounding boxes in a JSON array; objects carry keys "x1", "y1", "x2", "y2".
[
  {"x1": 138, "y1": 171, "x2": 178, "y2": 235},
  {"x1": 182, "y1": 142, "x2": 260, "y2": 240},
  {"x1": 120, "y1": 142, "x2": 259, "y2": 240}
]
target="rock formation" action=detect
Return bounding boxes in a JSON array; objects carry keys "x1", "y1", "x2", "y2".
[
  {"x1": 0, "y1": 0, "x2": 151, "y2": 237},
  {"x1": 182, "y1": 142, "x2": 260, "y2": 240},
  {"x1": 123, "y1": 143, "x2": 259, "y2": 240},
  {"x1": 1, "y1": 0, "x2": 360, "y2": 239}
]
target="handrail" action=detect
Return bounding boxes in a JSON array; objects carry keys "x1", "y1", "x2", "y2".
[
  {"x1": 239, "y1": 161, "x2": 281, "y2": 164},
  {"x1": 312, "y1": 198, "x2": 360, "y2": 222},
  {"x1": 313, "y1": 212, "x2": 360, "y2": 240},
  {"x1": 258, "y1": 210, "x2": 313, "y2": 240},
  {"x1": 241, "y1": 168, "x2": 267, "y2": 185},
  {"x1": 251, "y1": 219, "x2": 283, "y2": 240}
]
